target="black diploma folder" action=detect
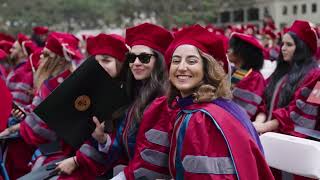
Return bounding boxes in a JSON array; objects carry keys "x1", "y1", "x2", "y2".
[{"x1": 33, "y1": 57, "x2": 129, "y2": 149}]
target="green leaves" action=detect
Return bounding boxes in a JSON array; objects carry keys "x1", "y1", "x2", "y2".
[{"x1": 0, "y1": 0, "x2": 251, "y2": 34}]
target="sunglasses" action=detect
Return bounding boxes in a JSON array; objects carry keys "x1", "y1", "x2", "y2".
[{"x1": 126, "y1": 52, "x2": 156, "y2": 64}]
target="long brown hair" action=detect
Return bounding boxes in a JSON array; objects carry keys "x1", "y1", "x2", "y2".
[
  {"x1": 125, "y1": 49, "x2": 169, "y2": 123},
  {"x1": 168, "y1": 49, "x2": 232, "y2": 106},
  {"x1": 265, "y1": 32, "x2": 318, "y2": 109}
]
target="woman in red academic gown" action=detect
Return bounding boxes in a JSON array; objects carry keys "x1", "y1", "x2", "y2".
[
  {"x1": 117, "y1": 25, "x2": 274, "y2": 180},
  {"x1": 55, "y1": 23, "x2": 173, "y2": 180},
  {"x1": 227, "y1": 32, "x2": 267, "y2": 120},
  {"x1": 0, "y1": 32, "x2": 82, "y2": 179},
  {"x1": 253, "y1": 20, "x2": 320, "y2": 180}
]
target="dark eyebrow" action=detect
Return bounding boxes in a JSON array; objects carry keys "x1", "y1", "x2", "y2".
[{"x1": 283, "y1": 41, "x2": 293, "y2": 45}]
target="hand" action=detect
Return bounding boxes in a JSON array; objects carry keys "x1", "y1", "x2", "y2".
[
  {"x1": 0, "y1": 128, "x2": 11, "y2": 138},
  {"x1": 254, "y1": 112, "x2": 266, "y2": 123},
  {"x1": 253, "y1": 119, "x2": 279, "y2": 134},
  {"x1": 11, "y1": 108, "x2": 26, "y2": 120},
  {"x1": 0, "y1": 124, "x2": 20, "y2": 137},
  {"x1": 252, "y1": 121, "x2": 266, "y2": 134},
  {"x1": 91, "y1": 116, "x2": 107, "y2": 144},
  {"x1": 55, "y1": 157, "x2": 78, "y2": 175}
]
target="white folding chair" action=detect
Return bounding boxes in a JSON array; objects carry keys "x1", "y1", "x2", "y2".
[{"x1": 260, "y1": 132, "x2": 320, "y2": 179}]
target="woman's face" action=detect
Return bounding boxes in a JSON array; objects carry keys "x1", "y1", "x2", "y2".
[
  {"x1": 169, "y1": 44, "x2": 204, "y2": 98},
  {"x1": 95, "y1": 55, "x2": 121, "y2": 78},
  {"x1": 281, "y1": 33, "x2": 296, "y2": 62},
  {"x1": 9, "y1": 41, "x2": 22, "y2": 59},
  {"x1": 129, "y1": 45, "x2": 156, "y2": 80},
  {"x1": 227, "y1": 48, "x2": 242, "y2": 69}
]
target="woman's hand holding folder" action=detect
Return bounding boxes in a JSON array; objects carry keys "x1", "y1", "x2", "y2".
[{"x1": 54, "y1": 156, "x2": 78, "y2": 175}]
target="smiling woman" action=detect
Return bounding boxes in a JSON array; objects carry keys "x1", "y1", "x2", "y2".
[
  {"x1": 128, "y1": 45, "x2": 157, "y2": 81},
  {"x1": 59, "y1": 23, "x2": 174, "y2": 180},
  {"x1": 170, "y1": 44, "x2": 204, "y2": 98},
  {"x1": 165, "y1": 24, "x2": 274, "y2": 180},
  {"x1": 169, "y1": 44, "x2": 231, "y2": 103}
]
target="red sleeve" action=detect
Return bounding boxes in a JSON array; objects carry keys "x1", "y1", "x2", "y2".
[
  {"x1": 124, "y1": 96, "x2": 174, "y2": 180},
  {"x1": 7, "y1": 66, "x2": 33, "y2": 108},
  {"x1": 20, "y1": 119, "x2": 50, "y2": 145},
  {"x1": 75, "y1": 141, "x2": 108, "y2": 177},
  {"x1": 233, "y1": 71, "x2": 267, "y2": 119},
  {"x1": 273, "y1": 69, "x2": 320, "y2": 137},
  {"x1": 76, "y1": 123, "x2": 127, "y2": 177},
  {"x1": 19, "y1": 91, "x2": 57, "y2": 146}
]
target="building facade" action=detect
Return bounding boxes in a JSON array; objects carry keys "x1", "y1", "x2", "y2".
[{"x1": 217, "y1": 0, "x2": 320, "y2": 29}]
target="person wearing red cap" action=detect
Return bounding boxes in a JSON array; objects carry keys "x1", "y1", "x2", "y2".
[
  {"x1": 253, "y1": 20, "x2": 320, "y2": 180},
  {"x1": 245, "y1": 24, "x2": 257, "y2": 36},
  {"x1": 6, "y1": 34, "x2": 36, "y2": 108},
  {"x1": 1, "y1": 34, "x2": 37, "y2": 180},
  {"x1": 7, "y1": 34, "x2": 28, "y2": 67},
  {"x1": 0, "y1": 41, "x2": 14, "y2": 78},
  {"x1": 0, "y1": 33, "x2": 15, "y2": 43},
  {"x1": 225, "y1": 25, "x2": 235, "y2": 38},
  {"x1": 262, "y1": 29, "x2": 280, "y2": 61},
  {"x1": 114, "y1": 25, "x2": 273, "y2": 180},
  {"x1": 85, "y1": 33, "x2": 127, "y2": 78},
  {"x1": 32, "y1": 26, "x2": 49, "y2": 47},
  {"x1": 228, "y1": 32, "x2": 267, "y2": 120},
  {"x1": 0, "y1": 41, "x2": 13, "y2": 54},
  {"x1": 53, "y1": 23, "x2": 173, "y2": 179},
  {"x1": 98, "y1": 22, "x2": 172, "y2": 179},
  {"x1": 165, "y1": 24, "x2": 273, "y2": 180},
  {"x1": 52, "y1": 33, "x2": 129, "y2": 179},
  {"x1": 0, "y1": 32, "x2": 83, "y2": 178},
  {"x1": 102, "y1": 23, "x2": 173, "y2": 179}
]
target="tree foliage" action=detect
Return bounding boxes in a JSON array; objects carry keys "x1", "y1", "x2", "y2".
[{"x1": 0, "y1": 0, "x2": 251, "y2": 34}]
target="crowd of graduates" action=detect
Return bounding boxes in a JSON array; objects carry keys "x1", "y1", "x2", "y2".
[{"x1": 0, "y1": 19, "x2": 319, "y2": 180}]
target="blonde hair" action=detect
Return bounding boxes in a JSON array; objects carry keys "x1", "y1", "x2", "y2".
[
  {"x1": 168, "y1": 49, "x2": 232, "y2": 105},
  {"x1": 34, "y1": 49, "x2": 71, "y2": 90}
]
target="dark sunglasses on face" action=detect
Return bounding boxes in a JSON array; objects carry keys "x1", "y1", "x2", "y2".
[{"x1": 126, "y1": 52, "x2": 156, "y2": 64}]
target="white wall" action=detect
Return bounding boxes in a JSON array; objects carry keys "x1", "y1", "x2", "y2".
[
  {"x1": 217, "y1": 0, "x2": 320, "y2": 28},
  {"x1": 273, "y1": 0, "x2": 320, "y2": 28}
]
